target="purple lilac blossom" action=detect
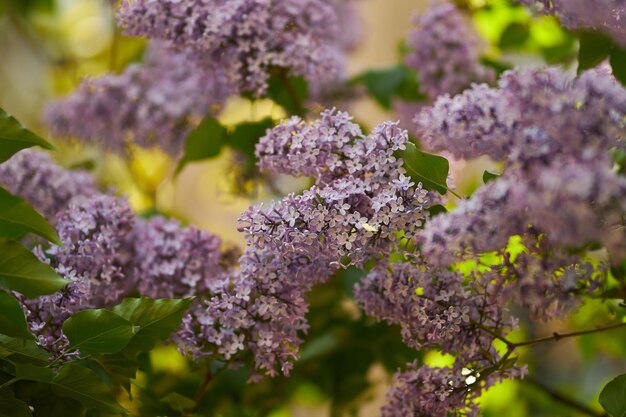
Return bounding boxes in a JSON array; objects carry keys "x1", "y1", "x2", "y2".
[
  {"x1": 518, "y1": 0, "x2": 626, "y2": 46},
  {"x1": 180, "y1": 109, "x2": 431, "y2": 378},
  {"x1": 405, "y1": 2, "x2": 495, "y2": 100},
  {"x1": 355, "y1": 261, "x2": 526, "y2": 416},
  {"x1": 0, "y1": 149, "x2": 98, "y2": 222},
  {"x1": 116, "y1": 0, "x2": 360, "y2": 96},
  {"x1": 415, "y1": 67, "x2": 626, "y2": 164},
  {"x1": 43, "y1": 43, "x2": 232, "y2": 156},
  {"x1": 21, "y1": 195, "x2": 135, "y2": 353},
  {"x1": 125, "y1": 216, "x2": 234, "y2": 298}
]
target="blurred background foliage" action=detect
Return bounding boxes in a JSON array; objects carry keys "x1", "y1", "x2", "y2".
[{"x1": 0, "y1": 0, "x2": 625, "y2": 416}]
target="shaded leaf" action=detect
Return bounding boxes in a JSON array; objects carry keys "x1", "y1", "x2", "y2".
[
  {"x1": 0, "y1": 108, "x2": 53, "y2": 164},
  {"x1": 113, "y1": 297, "x2": 194, "y2": 356},
  {"x1": 498, "y1": 22, "x2": 530, "y2": 49},
  {"x1": 267, "y1": 74, "x2": 308, "y2": 116},
  {"x1": 0, "y1": 240, "x2": 69, "y2": 298},
  {"x1": 176, "y1": 117, "x2": 227, "y2": 174},
  {"x1": 600, "y1": 374, "x2": 626, "y2": 417},
  {"x1": 62, "y1": 309, "x2": 135, "y2": 356},
  {"x1": 0, "y1": 335, "x2": 48, "y2": 365},
  {"x1": 0, "y1": 292, "x2": 33, "y2": 340},
  {"x1": 0, "y1": 398, "x2": 32, "y2": 417},
  {"x1": 96, "y1": 353, "x2": 138, "y2": 394},
  {"x1": 353, "y1": 65, "x2": 424, "y2": 108},
  {"x1": 162, "y1": 392, "x2": 197, "y2": 412},
  {"x1": 610, "y1": 47, "x2": 626, "y2": 87},
  {"x1": 483, "y1": 170, "x2": 500, "y2": 184},
  {"x1": 52, "y1": 364, "x2": 125, "y2": 413},
  {"x1": 229, "y1": 118, "x2": 274, "y2": 157},
  {"x1": 0, "y1": 187, "x2": 60, "y2": 244},
  {"x1": 397, "y1": 142, "x2": 450, "y2": 195},
  {"x1": 578, "y1": 31, "x2": 614, "y2": 73}
]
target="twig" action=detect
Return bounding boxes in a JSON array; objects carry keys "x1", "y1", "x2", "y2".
[
  {"x1": 512, "y1": 322, "x2": 626, "y2": 348},
  {"x1": 181, "y1": 370, "x2": 213, "y2": 417},
  {"x1": 525, "y1": 376, "x2": 608, "y2": 417}
]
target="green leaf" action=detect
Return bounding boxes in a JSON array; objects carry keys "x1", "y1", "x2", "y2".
[
  {"x1": 610, "y1": 47, "x2": 626, "y2": 87},
  {"x1": 353, "y1": 65, "x2": 424, "y2": 109},
  {"x1": 229, "y1": 118, "x2": 275, "y2": 157},
  {"x1": 0, "y1": 292, "x2": 33, "y2": 340},
  {"x1": 0, "y1": 240, "x2": 69, "y2": 298},
  {"x1": 95, "y1": 353, "x2": 138, "y2": 394},
  {"x1": 0, "y1": 398, "x2": 32, "y2": 417},
  {"x1": 267, "y1": 74, "x2": 308, "y2": 116},
  {"x1": 498, "y1": 22, "x2": 530, "y2": 49},
  {"x1": 14, "y1": 363, "x2": 54, "y2": 382},
  {"x1": 0, "y1": 335, "x2": 49, "y2": 365},
  {"x1": 483, "y1": 170, "x2": 500, "y2": 184},
  {"x1": 0, "y1": 108, "x2": 53, "y2": 164},
  {"x1": 600, "y1": 374, "x2": 626, "y2": 417},
  {"x1": 397, "y1": 142, "x2": 450, "y2": 195},
  {"x1": 113, "y1": 297, "x2": 194, "y2": 356},
  {"x1": 0, "y1": 187, "x2": 60, "y2": 244},
  {"x1": 161, "y1": 392, "x2": 197, "y2": 412},
  {"x1": 578, "y1": 31, "x2": 614, "y2": 73},
  {"x1": 62, "y1": 309, "x2": 135, "y2": 356},
  {"x1": 176, "y1": 117, "x2": 227, "y2": 174},
  {"x1": 52, "y1": 365, "x2": 125, "y2": 413}
]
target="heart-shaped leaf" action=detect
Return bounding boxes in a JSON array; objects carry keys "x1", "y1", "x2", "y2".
[
  {"x1": 62, "y1": 309, "x2": 135, "y2": 356},
  {"x1": 0, "y1": 108, "x2": 53, "y2": 164},
  {"x1": 0, "y1": 187, "x2": 60, "y2": 244}
]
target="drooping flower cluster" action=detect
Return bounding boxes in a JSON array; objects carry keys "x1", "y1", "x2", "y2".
[
  {"x1": 415, "y1": 67, "x2": 626, "y2": 318},
  {"x1": 125, "y1": 216, "x2": 236, "y2": 299},
  {"x1": 405, "y1": 2, "x2": 495, "y2": 100},
  {"x1": 43, "y1": 43, "x2": 232, "y2": 156},
  {"x1": 0, "y1": 149, "x2": 97, "y2": 222},
  {"x1": 22, "y1": 195, "x2": 135, "y2": 353},
  {"x1": 117, "y1": 0, "x2": 360, "y2": 96},
  {"x1": 181, "y1": 109, "x2": 431, "y2": 377},
  {"x1": 518, "y1": 0, "x2": 626, "y2": 46},
  {"x1": 355, "y1": 261, "x2": 526, "y2": 416},
  {"x1": 416, "y1": 67, "x2": 626, "y2": 164}
]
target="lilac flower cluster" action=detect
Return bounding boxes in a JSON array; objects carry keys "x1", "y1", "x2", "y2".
[
  {"x1": 180, "y1": 109, "x2": 431, "y2": 378},
  {"x1": 518, "y1": 0, "x2": 626, "y2": 46},
  {"x1": 125, "y1": 216, "x2": 235, "y2": 299},
  {"x1": 355, "y1": 261, "x2": 526, "y2": 416},
  {"x1": 22, "y1": 195, "x2": 135, "y2": 353},
  {"x1": 43, "y1": 43, "x2": 232, "y2": 156},
  {"x1": 0, "y1": 149, "x2": 97, "y2": 222},
  {"x1": 416, "y1": 68, "x2": 626, "y2": 319},
  {"x1": 405, "y1": 2, "x2": 495, "y2": 100},
  {"x1": 116, "y1": 0, "x2": 360, "y2": 96},
  {"x1": 416, "y1": 67, "x2": 626, "y2": 164}
]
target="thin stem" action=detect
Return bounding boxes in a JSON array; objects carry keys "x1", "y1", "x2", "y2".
[
  {"x1": 525, "y1": 376, "x2": 608, "y2": 417},
  {"x1": 181, "y1": 369, "x2": 213, "y2": 417},
  {"x1": 277, "y1": 70, "x2": 303, "y2": 114},
  {"x1": 512, "y1": 322, "x2": 626, "y2": 348}
]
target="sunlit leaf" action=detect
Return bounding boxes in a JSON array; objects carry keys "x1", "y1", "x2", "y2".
[
  {"x1": 0, "y1": 108, "x2": 53, "y2": 164},
  {"x1": 0, "y1": 187, "x2": 60, "y2": 244},
  {"x1": 0, "y1": 240, "x2": 69, "y2": 298},
  {"x1": 62, "y1": 309, "x2": 135, "y2": 356},
  {"x1": 398, "y1": 142, "x2": 450, "y2": 195}
]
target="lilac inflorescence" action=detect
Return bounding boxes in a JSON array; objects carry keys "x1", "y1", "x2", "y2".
[
  {"x1": 0, "y1": 149, "x2": 98, "y2": 222},
  {"x1": 518, "y1": 0, "x2": 626, "y2": 46},
  {"x1": 416, "y1": 67, "x2": 626, "y2": 164},
  {"x1": 21, "y1": 195, "x2": 135, "y2": 353},
  {"x1": 405, "y1": 2, "x2": 495, "y2": 100},
  {"x1": 181, "y1": 109, "x2": 430, "y2": 378},
  {"x1": 43, "y1": 43, "x2": 232, "y2": 156},
  {"x1": 116, "y1": 0, "x2": 360, "y2": 96}
]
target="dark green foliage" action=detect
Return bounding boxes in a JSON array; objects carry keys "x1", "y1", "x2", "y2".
[
  {"x1": 0, "y1": 187, "x2": 60, "y2": 244},
  {"x1": 0, "y1": 240, "x2": 69, "y2": 298},
  {"x1": 600, "y1": 374, "x2": 626, "y2": 417},
  {"x1": 62, "y1": 310, "x2": 135, "y2": 356},
  {"x1": 578, "y1": 31, "x2": 614, "y2": 73},
  {"x1": 352, "y1": 65, "x2": 424, "y2": 109},
  {"x1": 0, "y1": 291, "x2": 33, "y2": 340}
]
